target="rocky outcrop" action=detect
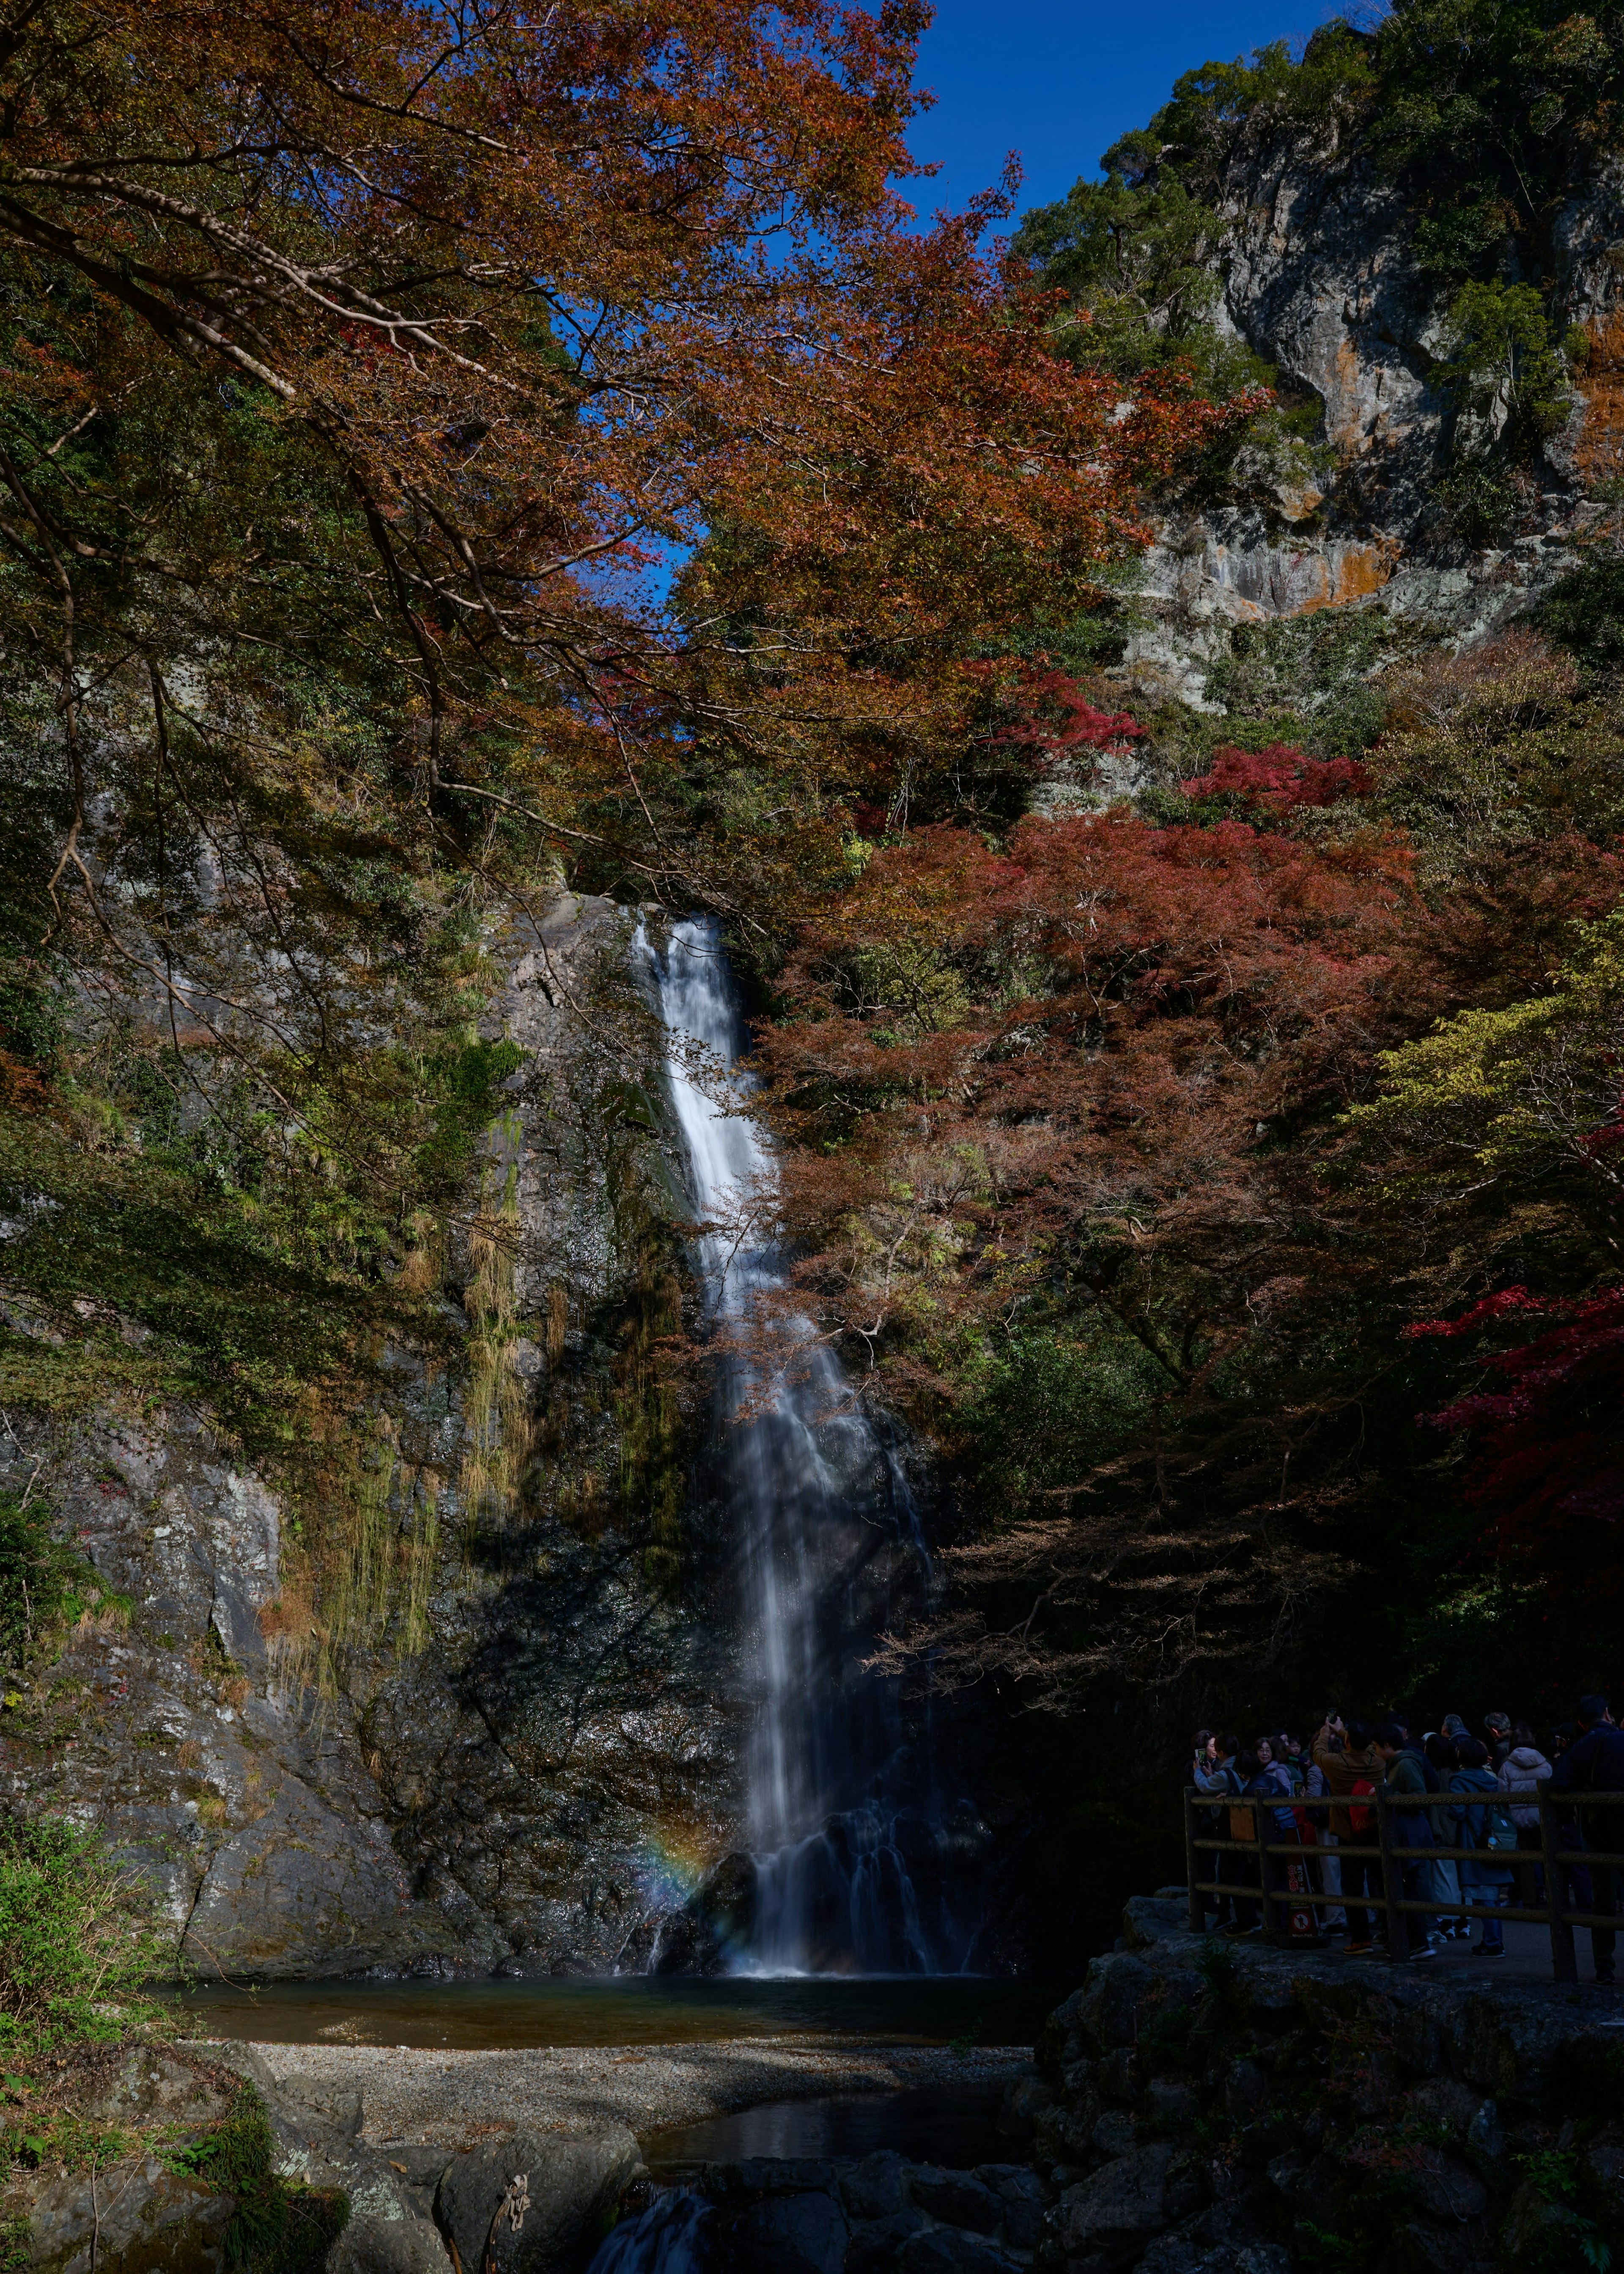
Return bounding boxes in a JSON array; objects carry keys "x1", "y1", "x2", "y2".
[
  {"x1": 0, "y1": 893, "x2": 741, "y2": 1977},
  {"x1": 1124, "y1": 139, "x2": 1624, "y2": 703},
  {"x1": 1002, "y1": 1897, "x2": 1624, "y2": 2272},
  {"x1": 600, "y1": 2153, "x2": 1052, "y2": 2274}
]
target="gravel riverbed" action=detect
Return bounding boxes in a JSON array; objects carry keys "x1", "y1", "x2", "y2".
[{"x1": 183, "y1": 2037, "x2": 1034, "y2": 2149}]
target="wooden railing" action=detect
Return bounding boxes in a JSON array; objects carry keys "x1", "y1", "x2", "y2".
[{"x1": 1182, "y1": 1784, "x2": 1624, "y2": 1980}]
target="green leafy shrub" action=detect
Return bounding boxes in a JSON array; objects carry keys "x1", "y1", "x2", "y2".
[
  {"x1": 171, "y1": 2087, "x2": 347, "y2": 2274},
  {"x1": 0, "y1": 1494, "x2": 120, "y2": 1672},
  {"x1": 1537, "y1": 549, "x2": 1624, "y2": 667},
  {"x1": 0, "y1": 1814, "x2": 166, "y2": 2060},
  {"x1": 1433, "y1": 280, "x2": 1574, "y2": 455}
]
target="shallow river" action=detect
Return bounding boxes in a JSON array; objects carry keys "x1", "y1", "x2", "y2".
[{"x1": 170, "y1": 1972, "x2": 1065, "y2": 2052}]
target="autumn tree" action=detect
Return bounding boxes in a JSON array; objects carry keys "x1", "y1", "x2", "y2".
[{"x1": 0, "y1": 0, "x2": 1248, "y2": 1467}]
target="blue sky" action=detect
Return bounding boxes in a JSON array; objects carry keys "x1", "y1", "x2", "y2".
[{"x1": 903, "y1": 0, "x2": 1331, "y2": 220}]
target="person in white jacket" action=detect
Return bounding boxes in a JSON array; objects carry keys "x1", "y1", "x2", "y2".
[{"x1": 1498, "y1": 1725, "x2": 1553, "y2": 1909}]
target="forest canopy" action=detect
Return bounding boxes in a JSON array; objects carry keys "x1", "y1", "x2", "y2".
[{"x1": 3, "y1": 0, "x2": 1624, "y2": 1746}]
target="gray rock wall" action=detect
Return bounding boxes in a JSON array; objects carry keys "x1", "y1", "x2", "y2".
[
  {"x1": 1124, "y1": 132, "x2": 1624, "y2": 705},
  {"x1": 0, "y1": 893, "x2": 741, "y2": 1977}
]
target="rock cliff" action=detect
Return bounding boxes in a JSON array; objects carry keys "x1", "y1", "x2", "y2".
[
  {"x1": 1126, "y1": 136, "x2": 1624, "y2": 703},
  {"x1": 0, "y1": 895, "x2": 741, "y2": 1977}
]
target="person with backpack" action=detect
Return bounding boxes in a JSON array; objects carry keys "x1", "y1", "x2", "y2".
[
  {"x1": 1498, "y1": 1725, "x2": 1553, "y2": 1910},
  {"x1": 1449, "y1": 1738, "x2": 1515, "y2": 1956},
  {"x1": 1312, "y1": 1716, "x2": 1383, "y2": 1955}
]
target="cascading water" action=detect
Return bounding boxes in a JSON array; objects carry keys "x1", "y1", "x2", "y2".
[{"x1": 641, "y1": 917, "x2": 983, "y2": 1975}]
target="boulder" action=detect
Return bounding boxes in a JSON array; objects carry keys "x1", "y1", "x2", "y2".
[
  {"x1": 712, "y1": 2186, "x2": 848, "y2": 2274},
  {"x1": 994, "y1": 2074, "x2": 1053, "y2": 2140},
  {"x1": 974, "y1": 2165, "x2": 1048, "y2": 2251},
  {"x1": 435, "y1": 2129, "x2": 640, "y2": 2274},
  {"x1": 1058, "y1": 2144, "x2": 1202, "y2": 2260},
  {"x1": 840, "y1": 2155, "x2": 910, "y2": 2222},
  {"x1": 27, "y1": 2154, "x2": 235, "y2": 2274},
  {"x1": 845, "y1": 2210, "x2": 926, "y2": 2274},
  {"x1": 328, "y1": 2213, "x2": 453, "y2": 2274},
  {"x1": 1077, "y1": 1955, "x2": 1154, "y2": 2057},
  {"x1": 903, "y1": 2167, "x2": 1003, "y2": 2235},
  {"x1": 1123, "y1": 1898, "x2": 1189, "y2": 1950},
  {"x1": 78, "y1": 2049, "x2": 231, "y2": 2133},
  {"x1": 1090, "y1": 2114, "x2": 1137, "y2": 2160}
]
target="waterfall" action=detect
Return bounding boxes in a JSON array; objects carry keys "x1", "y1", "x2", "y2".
[{"x1": 642, "y1": 917, "x2": 978, "y2": 1975}]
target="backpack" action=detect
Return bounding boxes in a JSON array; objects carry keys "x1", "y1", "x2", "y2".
[
  {"x1": 1348, "y1": 1777, "x2": 1376, "y2": 1836},
  {"x1": 1484, "y1": 1802, "x2": 1518, "y2": 1852}
]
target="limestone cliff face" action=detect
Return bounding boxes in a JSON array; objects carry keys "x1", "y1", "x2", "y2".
[
  {"x1": 1127, "y1": 136, "x2": 1624, "y2": 700},
  {"x1": 0, "y1": 894, "x2": 740, "y2": 1977}
]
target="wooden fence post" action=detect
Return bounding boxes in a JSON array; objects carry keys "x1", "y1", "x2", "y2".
[
  {"x1": 1540, "y1": 1785, "x2": 1578, "y2": 1985},
  {"x1": 1254, "y1": 1795, "x2": 1276, "y2": 1942},
  {"x1": 1185, "y1": 1791, "x2": 1204, "y2": 1934},
  {"x1": 1375, "y1": 1785, "x2": 1411, "y2": 1960}
]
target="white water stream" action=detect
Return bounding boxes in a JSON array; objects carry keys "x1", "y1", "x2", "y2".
[{"x1": 642, "y1": 917, "x2": 960, "y2": 1974}]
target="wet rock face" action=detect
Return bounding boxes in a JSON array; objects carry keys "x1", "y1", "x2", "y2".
[{"x1": 0, "y1": 893, "x2": 741, "y2": 1978}]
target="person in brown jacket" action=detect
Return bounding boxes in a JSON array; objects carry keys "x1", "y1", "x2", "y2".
[{"x1": 1312, "y1": 1716, "x2": 1383, "y2": 1954}]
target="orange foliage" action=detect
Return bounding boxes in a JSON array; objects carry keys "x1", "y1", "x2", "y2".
[
  {"x1": 0, "y1": 0, "x2": 1261, "y2": 906},
  {"x1": 753, "y1": 810, "x2": 1416, "y2": 1390}
]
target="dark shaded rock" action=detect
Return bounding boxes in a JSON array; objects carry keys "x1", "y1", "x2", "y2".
[
  {"x1": 1581, "y1": 2120, "x2": 1624, "y2": 2219},
  {"x1": 1090, "y1": 2114, "x2": 1136, "y2": 2159},
  {"x1": 1144, "y1": 2079, "x2": 1198, "y2": 2128},
  {"x1": 1391, "y1": 2217, "x2": 1498, "y2": 2273},
  {"x1": 1463, "y1": 2100, "x2": 1503, "y2": 2183},
  {"x1": 903, "y1": 2167, "x2": 1002, "y2": 2234},
  {"x1": 897, "y1": 2230, "x2": 1018, "y2": 2273},
  {"x1": 840, "y1": 2155, "x2": 909, "y2": 2222},
  {"x1": 845, "y1": 2210, "x2": 926, "y2": 2274},
  {"x1": 1222, "y1": 2062, "x2": 1268, "y2": 2125},
  {"x1": 1077, "y1": 1955, "x2": 1153, "y2": 2057},
  {"x1": 994, "y1": 2074, "x2": 1053, "y2": 2141},
  {"x1": 435, "y1": 2128, "x2": 640, "y2": 2274},
  {"x1": 651, "y1": 1854, "x2": 758, "y2": 1977},
  {"x1": 27, "y1": 2155, "x2": 235, "y2": 2274},
  {"x1": 1122, "y1": 1899, "x2": 1188, "y2": 1952},
  {"x1": 976, "y1": 2164, "x2": 1048, "y2": 2251},
  {"x1": 1036, "y1": 1988, "x2": 1089, "y2": 2083},
  {"x1": 1409, "y1": 2152, "x2": 1487, "y2": 2224},
  {"x1": 713, "y1": 2186, "x2": 847, "y2": 2274},
  {"x1": 1058, "y1": 2144, "x2": 1201, "y2": 2259},
  {"x1": 1095, "y1": 2051, "x2": 1141, "y2": 2108}
]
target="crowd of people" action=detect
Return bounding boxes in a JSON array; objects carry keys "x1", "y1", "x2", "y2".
[{"x1": 1187, "y1": 1692, "x2": 1624, "y2": 1984}]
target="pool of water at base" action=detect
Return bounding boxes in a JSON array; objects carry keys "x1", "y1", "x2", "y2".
[
  {"x1": 169, "y1": 1974, "x2": 1070, "y2": 2051},
  {"x1": 643, "y1": 2081, "x2": 1014, "y2": 2175}
]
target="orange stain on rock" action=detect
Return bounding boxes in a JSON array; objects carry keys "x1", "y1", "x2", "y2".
[
  {"x1": 1292, "y1": 541, "x2": 1399, "y2": 614},
  {"x1": 1576, "y1": 316, "x2": 1624, "y2": 481}
]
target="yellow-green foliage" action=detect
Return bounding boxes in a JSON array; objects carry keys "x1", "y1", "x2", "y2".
[
  {"x1": 459, "y1": 1113, "x2": 529, "y2": 1538},
  {"x1": 0, "y1": 1816, "x2": 166, "y2": 2061},
  {"x1": 1351, "y1": 906, "x2": 1624, "y2": 1209}
]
